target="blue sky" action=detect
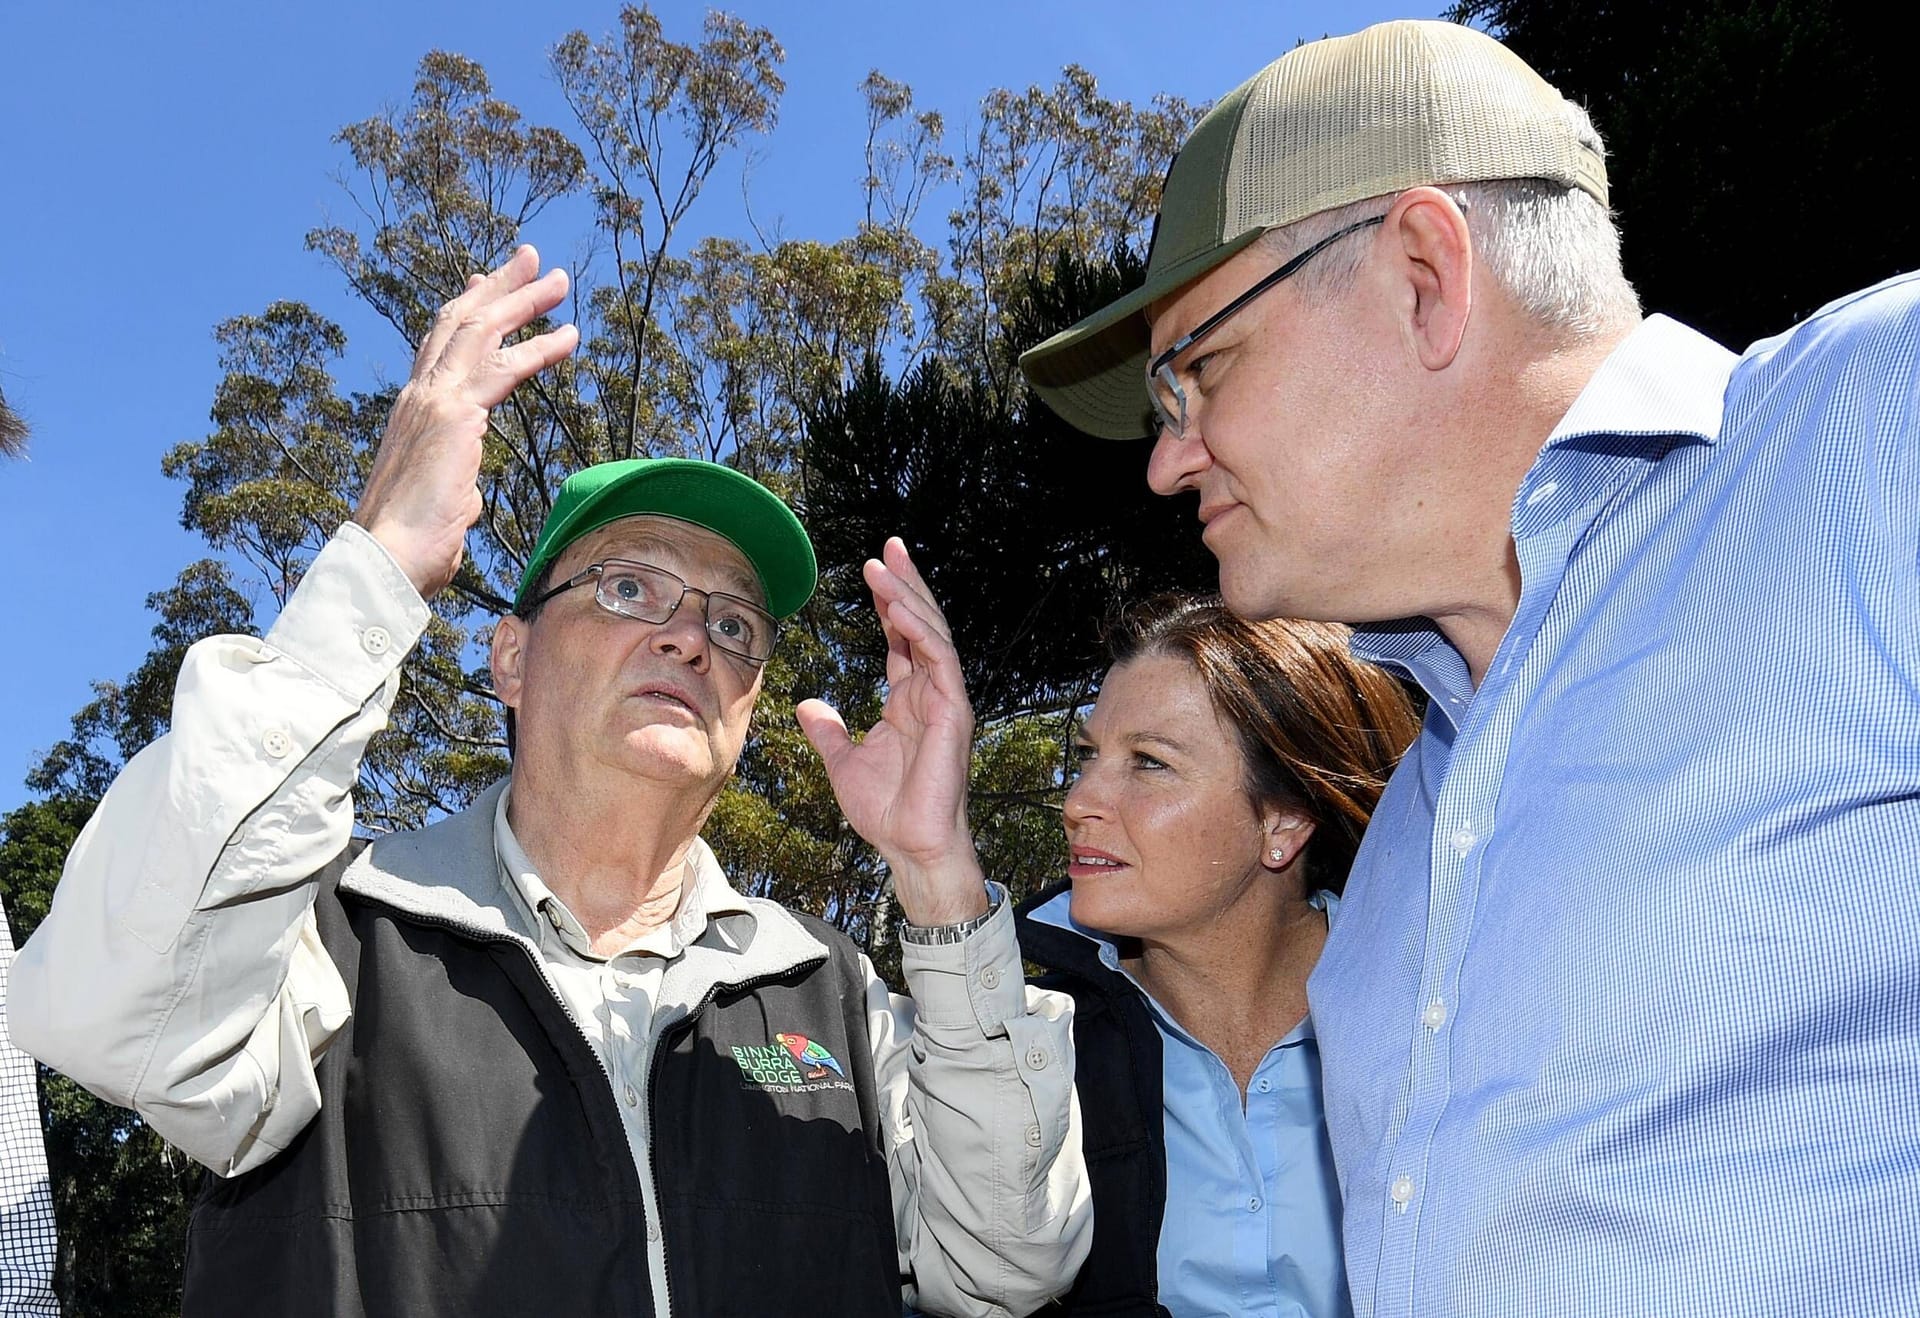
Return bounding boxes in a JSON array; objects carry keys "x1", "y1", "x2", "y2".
[{"x1": 0, "y1": 0, "x2": 1438, "y2": 811}]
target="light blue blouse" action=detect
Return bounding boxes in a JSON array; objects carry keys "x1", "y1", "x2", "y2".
[{"x1": 1029, "y1": 891, "x2": 1349, "y2": 1318}]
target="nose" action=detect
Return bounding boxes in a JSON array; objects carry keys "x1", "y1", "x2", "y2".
[
  {"x1": 647, "y1": 595, "x2": 713, "y2": 670},
  {"x1": 1146, "y1": 424, "x2": 1210, "y2": 496},
  {"x1": 1062, "y1": 770, "x2": 1107, "y2": 832}
]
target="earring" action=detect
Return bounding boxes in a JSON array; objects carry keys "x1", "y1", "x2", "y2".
[{"x1": 1268, "y1": 848, "x2": 1285, "y2": 862}]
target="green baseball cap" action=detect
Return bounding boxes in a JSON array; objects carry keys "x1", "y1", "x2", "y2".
[
  {"x1": 1017, "y1": 19, "x2": 1609, "y2": 440},
  {"x1": 513, "y1": 458, "x2": 817, "y2": 619}
]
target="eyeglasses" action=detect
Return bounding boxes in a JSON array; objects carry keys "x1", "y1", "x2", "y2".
[
  {"x1": 522, "y1": 559, "x2": 778, "y2": 664},
  {"x1": 1147, "y1": 214, "x2": 1386, "y2": 438}
]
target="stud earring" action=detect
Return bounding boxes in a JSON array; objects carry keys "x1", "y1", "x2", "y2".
[{"x1": 1268, "y1": 848, "x2": 1285, "y2": 862}]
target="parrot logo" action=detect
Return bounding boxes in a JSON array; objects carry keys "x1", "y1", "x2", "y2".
[{"x1": 774, "y1": 1032, "x2": 845, "y2": 1081}]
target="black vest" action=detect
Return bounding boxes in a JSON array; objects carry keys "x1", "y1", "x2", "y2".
[
  {"x1": 1015, "y1": 883, "x2": 1173, "y2": 1318},
  {"x1": 183, "y1": 842, "x2": 900, "y2": 1318}
]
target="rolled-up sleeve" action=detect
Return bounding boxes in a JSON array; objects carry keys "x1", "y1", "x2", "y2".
[
  {"x1": 5, "y1": 523, "x2": 429, "y2": 1176},
  {"x1": 872, "y1": 888, "x2": 1092, "y2": 1317}
]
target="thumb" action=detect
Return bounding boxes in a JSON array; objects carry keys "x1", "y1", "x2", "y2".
[{"x1": 795, "y1": 699, "x2": 854, "y2": 771}]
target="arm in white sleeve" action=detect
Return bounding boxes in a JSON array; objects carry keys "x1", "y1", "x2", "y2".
[
  {"x1": 874, "y1": 887, "x2": 1092, "y2": 1318},
  {"x1": 4, "y1": 523, "x2": 431, "y2": 1176}
]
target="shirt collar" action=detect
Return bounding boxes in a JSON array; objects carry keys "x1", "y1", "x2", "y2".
[
  {"x1": 1028, "y1": 888, "x2": 1337, "y2": 1045},
  {"x1": 491, "y1": 780, "x2": 754, "y2": 963},
  {"x1": 1351, "y1": 314, "x2": 1736, "y2": 675},
  {"x1": 1542, "y1": 313, "x2": 1736, "y2": 454}
]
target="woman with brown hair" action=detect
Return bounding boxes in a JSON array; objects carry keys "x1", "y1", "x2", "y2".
[{"x1": 1014, "y1": 594, "x2": 1420, "y2": 1318}]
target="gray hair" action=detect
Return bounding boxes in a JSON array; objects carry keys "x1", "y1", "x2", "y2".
[{"x1": 1262, "y1": 176, "x2": 1641, "y2": 341}]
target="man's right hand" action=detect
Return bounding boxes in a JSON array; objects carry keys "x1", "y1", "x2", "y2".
[{"x1": 353, "y1": 245, "x2": 579, "y2": 599}]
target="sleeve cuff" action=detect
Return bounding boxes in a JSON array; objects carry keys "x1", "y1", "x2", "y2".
[
  {"x1": 262, "y1": 523, "x2": 432, "y2": 700},
  {"x1": 900, "y1": 882, "x2": 1025, "y2": 1036}
]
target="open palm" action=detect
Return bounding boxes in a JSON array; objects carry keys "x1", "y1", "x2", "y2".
[{"x1": 796, "y1": 538, "x2": 987, "y2": 926}]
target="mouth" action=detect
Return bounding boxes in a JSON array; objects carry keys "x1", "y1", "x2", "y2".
[
  {"x1": 1066, "y1": 847, "x2": 1130, "y2": 881},
  {"x1": 1196, "y1": 501, "x2": 1240, "y2": 534},
  {"x1": 631, "y1": 683, "x2": 701, "y2": 718}
]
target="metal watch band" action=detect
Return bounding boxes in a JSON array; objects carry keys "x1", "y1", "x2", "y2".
[{"x1": 897, "y1": 889, "x2": 1001, "y2": 946}]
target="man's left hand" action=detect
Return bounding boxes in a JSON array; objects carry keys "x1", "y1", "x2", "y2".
[{"x1": 796, "y1": 538, "x2": 990, "y2": 928}]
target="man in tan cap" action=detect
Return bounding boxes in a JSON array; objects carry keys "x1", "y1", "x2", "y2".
[{"x1": 1023, "y1": 18, "x2": 1920, "y2": 1316}]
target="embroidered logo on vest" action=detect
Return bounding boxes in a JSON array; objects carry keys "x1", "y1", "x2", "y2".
[{"x1": 730, "y1": 1032, "x2": 854, "y2": 1094}]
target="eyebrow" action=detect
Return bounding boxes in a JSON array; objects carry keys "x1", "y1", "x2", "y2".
[
  {"x1": 1072, "y1": 727, "x2": 1190, "y2": 756},
  {"x1": 588, "y1": 533, "x2": 765, "y2": 602}
]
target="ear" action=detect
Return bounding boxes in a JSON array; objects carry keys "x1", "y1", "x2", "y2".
[
  {"x1": 490, "y1": 613, "x2": 529, "y2": 713},
  {"x1": 1260, "y1": 808, "x2": 1317, "y2": 871},
  {"x1": 1383, "y1": 186, "x2": 1473, "y2": 372}
]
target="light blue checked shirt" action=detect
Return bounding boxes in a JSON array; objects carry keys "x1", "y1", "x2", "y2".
[
  {"x1": 1031, "y1": 890, "x2": 1348, "y2": 1318},
  {"x1": 1318, "y1": 274, "x2": 1920, "y2": 1317}
]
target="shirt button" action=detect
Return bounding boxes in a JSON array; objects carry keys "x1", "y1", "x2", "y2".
[
  {"x1": 623, "y1": 1084, "x2": 639, "y2": 1108},
  {"x1": 1024, "y1": 1047, "x2": 1049, "y2": 1070},
  {"x1": 979, "y1": 966, "x2": 1001, "y2": 990},
  {"x1": 1449, "y1": 828, "x2": 1476, "y2": 857},
  {"x1": 645, "y1": 1218, "x2": 661, "y2": 1242},
  {"x1": 1024, "y1": 1124, "x2": 1043, "y2": 1148},
  {"x1": 261, "y1": 729, "x2": 292, "y2": 759},
  {"x1": 1422, "y1": 999, "x2": 1448, "y2": 1030},
  {"x1": 361, "y1": 625, "x2": 392, "y2": 656},
  {"x1": 1390, "y1": 1175, "x2": 1415, "y2": 1206},
  {"x1": 1247, "y1": 1196, "x2": 1263, "y2": 1213},
  {"x1": 1255, "y1": 1077, "x2": 1272, "y2": 1093}
]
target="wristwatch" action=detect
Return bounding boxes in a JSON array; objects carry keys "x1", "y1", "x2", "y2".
[{"x1": 897, "y1": 886, "x2": 1002, "y2": 946}]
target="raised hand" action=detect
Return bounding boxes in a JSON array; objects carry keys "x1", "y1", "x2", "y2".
[
  {"x1": 796, "y1": 538, "x2": 990, "y2": 928},
  {"x1": 353, "y1": 246, "x2": 579, "y2": 598}
]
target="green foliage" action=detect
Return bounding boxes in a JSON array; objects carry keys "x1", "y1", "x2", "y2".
[
  {"x1": 1449, "y1": 0, "x2": 1917, "y2": 348},
  {"x1": 802, "y1": 247, "x2": 1217, "y2": 728},
  {"x1": 100, "y1": 4, "x2": 1209, "y2": 867},
  {"x1": 18, "y1": 11, "x2": 1209, "y2": 1303},
  {"x1": 39, "y1": 1069, "x2": 198, "y2": 1318},
  {"x1": 0, "y1": 798, "x2": 94, "y2": 943},
  {"x1": 2, "y1": 797, "x2": 198, "y2": 1318}
]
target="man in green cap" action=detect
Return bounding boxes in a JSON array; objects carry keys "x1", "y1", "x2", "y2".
[
  {"x1": 12, "y1": 246, "x2": 1089, "y2": 1317},
  {"x1": 1022, "y1": 17, "x2": 1920, "y2": 1318}
]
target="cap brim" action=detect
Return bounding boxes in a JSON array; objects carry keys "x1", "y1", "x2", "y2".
[
  {"x1": 516, "y1": 460, "x2": 817, "y2": 618},
  {"x1": 1017, "y1": 229, "x2": 1267, "y2": 440}
]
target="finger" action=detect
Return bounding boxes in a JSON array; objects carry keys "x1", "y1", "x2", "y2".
[
  {"x1": 876, "y1": 588, "x2": 971, "y2": 705},
  {"x1": 864, "y1": 559, "x2": 948, "y2": 675},
  {"x1": 466, "y1": 323, "x2": 581, "y2": 409},
  {"x1": 439, "y1": 267, "x2": 572, "y2": 381},
  {"x1": 868, "y1": 554, "x2": 954, "y2": 647},
  {"x1": 795, "y1": 699, "x2": 855, "y2": 771},
  {"x1": 415, "y1": 246, "x2": 541, "y2": 373},
  {"x1": 877, "y1": 538, "x2": 951, "y2": 633},
  {"x1": 873, "y1": 596, "x2": 914, "y2": 691},
  {"x1": 866, "y1": 581, "x2": 971, "y2": 717}
]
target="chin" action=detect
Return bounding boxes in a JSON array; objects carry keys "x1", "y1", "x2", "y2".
[
  {"x1": 1067, "y1": 883, "x2": 1154, "y2": 942},
  {"x1": 616, "y1": 727, "x2": 724, "y2": 782},
  {"x1": 1216, "y1": 565, "x2": 1288, "y2": 623},
  {"x1": 1218, "y1": 556, "x2": 1343, "y2": 625}
]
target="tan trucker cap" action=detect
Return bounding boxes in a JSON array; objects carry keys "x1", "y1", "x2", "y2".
[{"x1": 1017, "y1": 19, "x2": 1608, "y2": 440}]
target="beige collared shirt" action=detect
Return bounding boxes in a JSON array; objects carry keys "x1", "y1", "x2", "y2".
[{"x1": 491, "y1": 786, "x2": 740, "y2": 1307}]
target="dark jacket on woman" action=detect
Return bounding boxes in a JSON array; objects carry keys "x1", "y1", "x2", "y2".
[{"x1": 1015, "y1": 882, "x2": 1173, "y2": 1318}]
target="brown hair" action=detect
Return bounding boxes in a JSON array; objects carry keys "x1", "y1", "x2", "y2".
[{"x1": 1105, "y1": 595, "x2": 1421, "y2": 894}]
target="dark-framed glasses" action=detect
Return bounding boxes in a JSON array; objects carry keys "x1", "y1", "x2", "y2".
[
  {"x1": 1147, "y1": 213, "x2": 1386, "y2": 438},
  {"x1": 523, "y1": 559, "x2": 778, "y2": 664}
]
